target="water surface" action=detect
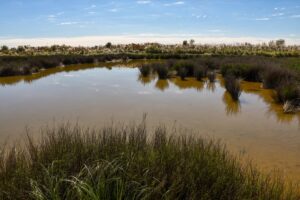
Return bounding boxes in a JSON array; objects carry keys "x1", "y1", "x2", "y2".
[{"x1": 0, "y1": 62, "x2": 300, "y2": 181}]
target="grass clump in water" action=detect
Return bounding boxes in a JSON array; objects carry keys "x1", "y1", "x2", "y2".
[
  {"x1": 153, "y1": 63, "x2": 169, "y2": 79},
  {"x1": 139, "y1": 64, "x2": 152, "y2": 77},
  {"x1": 207, "y1": 70, "x2": 216, "y2": 82},
  {"x1": 0, "y1": 119, "x2": 299, "y2": 200},
  {"x1": 224, "y1": 75, "x2": 241, "y2": 101}
]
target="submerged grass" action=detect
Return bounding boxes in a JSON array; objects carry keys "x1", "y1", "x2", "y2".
[{"x1": 0, "y1": 119, "x2": 299, "y2": 200}]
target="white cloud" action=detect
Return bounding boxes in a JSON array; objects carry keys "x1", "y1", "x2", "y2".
[
  {"x1": 164, "y1": 1, "x2": 185, "y2": 6},
  {"x1": 1, "y1": 34, "x2": 300, "y2": 47},
  {"x1": 193, "y1": 14, "x2": 207, "y2": 19},
  {"x1": 59, "y1": 22, "x2": 79, "y2": 25},
  {"x1": 271, "y1": 13, "x2": 284, "y2": 17},
  {"x1": 47, "y1": 12, "x2": 64, "y2": 22},
  {"x1": 136, "y1": 0, "x2": 151, "y2": 4},
  {"x1": 255, "y1": 18, "x2": 270, "y2": 21},
  {"x1": 274, "y1": 7, "x2": 285, "y2": 11}
]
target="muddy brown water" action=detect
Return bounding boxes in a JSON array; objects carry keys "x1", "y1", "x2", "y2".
[{"x1": 0, "y1": 61, "x2": 300, "y2": 181}]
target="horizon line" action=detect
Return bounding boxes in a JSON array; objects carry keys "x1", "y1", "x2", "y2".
[{"x1": 1, "y1": 34, "x2": 300, "y2": 47}]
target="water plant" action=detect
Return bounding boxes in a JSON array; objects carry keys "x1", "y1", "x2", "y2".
[
  {"x1": 194, "y1": 66, "x2": 207, "y2": 81},
  {"x1": 224, "y1": 75, "x2": 241, "y2": 101},
  {"x1": 139, "y1": 64, "x2": 151, "y2": 77},
  {"x1": 153, "y1": 64, "x2": 169, "y2": 79},
  {"x1": 207, "y1": 70, "x2": 216, "y2": 82}
]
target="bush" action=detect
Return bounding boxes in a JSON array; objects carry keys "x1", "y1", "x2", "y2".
[
  {"x1": 193, "y1": 66, "x2": 206, "y2": 81},
  {"x1": 0, "y1": 121, "x2": 298, "y2": 199},
  {"x1": 207, "y1": 71, "x2": 216, "y2": 82},
  {"x1": 275, "y1": 84, "x2": 300, "y2": 103},
  {"x1": 154, "y1": 64, "x2": 169, "y2": 79},
  {"x1": 139, "y1": 64, "x2": 151, "y2": 77},
  {"x1": 0, "y1": 67, "x2": 18, "y2": 77},
  {"x1": 178, "y1": 67, "x2": 187, "y2": 80},
  {"x1": 174, "y1": 61, "x2": 195, "y2": 76},
  {"x1": 224, "y1": 75, "x2": 241, "y2": 101},
  {"x1": 263, "y1": 66, "x2": 294, "y2": 89},
  {"x1": 221, "y1": 64, "x2": 247, "y2": 78},
  {"x1": 243, "y1": 65, "x2": 262, "y2": 82}
]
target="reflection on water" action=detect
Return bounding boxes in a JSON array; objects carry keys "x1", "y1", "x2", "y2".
[
  {"x1": 155, "y1": 80, "x2": 169, "y2": 91},
  {"x1": 0, "y1": 63, "x2": 300, "y2": 181},
  {"x1": 223, "y1": 92, "x2": 241, "y2": 115},
  {"x1": 169, "y1": 77, "x2": 205, "y2": 91}
]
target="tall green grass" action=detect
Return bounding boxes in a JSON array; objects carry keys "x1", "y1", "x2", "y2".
[{"x1": 0, "y1": 119, "x2": 299, "y2": 200}]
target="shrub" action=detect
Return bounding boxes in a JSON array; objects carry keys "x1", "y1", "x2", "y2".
[
  {"x1": 224, "y1": 75, "x2": 241, "y2": 101},
  {"x1": 178, "y1": 67, "x2": 187, "y2": 80},
  {"x1": 275, "y1": 84, "x2": 300, "y2": 103},
  {"x1": 0, "y1": 67, "x2": 17, "y2": 77},
  {"x1": 174, "y1": 61, "x2": 195, "y2": 76},
  {"x1": 207, "y1": 71, "x2": 216, "y2": 82},
  {"x1": 194, "y1": 66, "x2": 206, "y2": 81},
  {"x1": 263, "y1": 66, "x2": 294, "y2": 89},
  {"x1": 139, "y1": 64, "x2": 151, "y2": 77},
  {"x1": 221, "y1": 64, "x2": 247, "y2": 78},
  {"x1": 154, "y1": 64, "x2": 169, "y2": 79},
  {"x1": 243, "y1": 65, "x2": 262, "y2": 82}
]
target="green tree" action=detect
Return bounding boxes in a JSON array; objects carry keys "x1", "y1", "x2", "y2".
[{"x1": 105, "y1": 42, "x2": 112, "y2": 48}]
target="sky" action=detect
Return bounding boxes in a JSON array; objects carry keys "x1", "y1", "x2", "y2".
[{"x1": 0, "y1": 0, "x2": 300, "y2": 46}]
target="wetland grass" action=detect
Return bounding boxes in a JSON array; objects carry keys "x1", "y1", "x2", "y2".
[
  {"x1": 0, "y1": 120, "x2": 299, "y2": 200},
  {"x1": 224, "y1": 75, "x2": 241, "y2": 101}
]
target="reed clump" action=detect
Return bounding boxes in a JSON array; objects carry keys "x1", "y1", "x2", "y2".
[{"x1": 224, "y1": 75, "x2": 241, "y2": 101}]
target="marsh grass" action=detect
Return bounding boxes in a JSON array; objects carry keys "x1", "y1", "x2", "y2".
[
  {"x1": 153, "y1": 64, "x2": 169, "y2": 79},
  {"x1": 139, "y1": 64, "x2": 152, "y2": 77},
  {"x1": 0, "y1": 119, "x2": 299, "y2": 200},
  {"x1": 275, "y1": 84, "x2": 300, "y2": 103},
  {"x1": 263, "y1": 65, "x2": 294, "y2": 89},
  {"x1": 207, "y1": 71, "x2": 216, "y2": 83},
  {"x1": 193, "y1": 66, "x2": 207, "y2": 81},
  {"x1": 224, "y1": 75, "x2": 241, "y2": 101}
]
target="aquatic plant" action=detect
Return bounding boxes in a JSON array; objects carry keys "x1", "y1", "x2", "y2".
[
  {"x1": 178, "y1": 67, "x2": 188, "y2": 80},
  {"x1": 139, "y1": 64, "x2": 152, "y2": 77},
  {"x1": 275, "y1": 84, "x2": 300, "y2": 103},
  {"x1": 207, "y1": 70, "x2": 216, "y2": 82},
  {"x1": 194, "y1": 66, "x2": 207, "y2": 81},
  {"x1": 153, "y1": 64, "x2": 169, "y2": 79},
  {"x1": 0, "y1": 120, "x2": 298, "y2": 199},
  {"x1": 263, "y1": 65, "x2": 294, "y2": 89},
  {"x1": 224, "y1": 75, "x2": 241, "y2": 101}
]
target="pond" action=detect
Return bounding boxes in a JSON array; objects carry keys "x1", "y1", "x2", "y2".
[{"x1": 0, "y1": 61, "x2": 300, "y2": 181}]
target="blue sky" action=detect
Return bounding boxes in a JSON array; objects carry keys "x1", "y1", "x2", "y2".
[{"x1": 0, "y1": 0, "x2": 300, "y2": 45}]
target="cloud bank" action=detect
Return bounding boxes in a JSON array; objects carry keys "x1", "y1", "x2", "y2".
[{"x1": 1, "y1": 34, "x2": 299, "y2": 47}]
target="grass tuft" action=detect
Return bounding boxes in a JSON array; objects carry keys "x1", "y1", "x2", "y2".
[{"x1": 224, "y1": 75, "x2": 241, "y2": 101}]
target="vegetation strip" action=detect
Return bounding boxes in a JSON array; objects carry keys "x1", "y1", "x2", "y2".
[{"x1": 0, "y1": 119, "x2": 299, "y2": 199}]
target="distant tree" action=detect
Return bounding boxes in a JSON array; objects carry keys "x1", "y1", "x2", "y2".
[
  {"x1": 1, "y1": 45, "x2": 8, "y2": 51},
  {"x1": 183, "y1": 40, "x2": 188, "y2": 46},
  {"x1": 17, "y1": 46, "x2": 25, "y2": 52},
  {"x1": 276, "y1": 39, "x2": 285, "y2": 47},
  {"x1": 105, "y1": 42, "x2": 112, "y2": 48},
  {"x1": 189, "y1": 39, "x2": 195, "y2": 46}
]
